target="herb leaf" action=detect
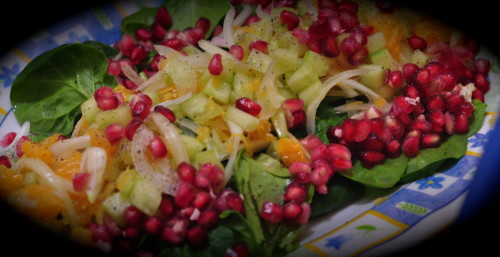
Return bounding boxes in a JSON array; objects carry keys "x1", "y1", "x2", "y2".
[
  {"x1": 10, "y1": 43, "x2": 114, "y2": 138},
  {"x1": 121, "y1": 7, "x2": 158, "y2": 35}
]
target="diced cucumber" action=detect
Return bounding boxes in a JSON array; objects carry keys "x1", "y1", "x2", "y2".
[
  {"x1": 255, "y1": 153, "x2": 290, "y2": 177},
  {"x1": 302, "y1": 50, "x2": 331, "y2": 77},
  {"x1": 411, "y1": 50, "x2": 429, "y2": 67},
  {"x1": 144, "y1": 91, "x2": 160, "y2": 106},
  {"x1": 246, "y1": 49, "x2": 273, "y2": 74},
  {"x1": 366, "y1": 32, "x2": 386, "y2": 54},
  {"x1": 270, "y1": 48, "x2": 299, "y2": 73},
  {"x1": 203, "y1": 78, "x2": 232, "y2": 105},
  {"x1": 180, "y1": 93, "x2": 224, "y2": 124},
  {"x1": 181, "y1": 134, "x2": 205, "y2": 161},
  {"x1": 102, "y1": 192, "x2": 131, "y2": 227},
  {"x1": 167, "y1": 57, "x2": 197, "y2": 94},
  {"x1": 358, "y1": 64, "x2": 386, "y2": 90},
  {"x1": 278, "y1": 87, "x2": 297, "y2": 100},
  {"x1": 81, "y1": 97, "x2": 100, "y2": 123},
  {"x1": 231, "y1": 72, "x2": 256, "y2": 102},
  {"x1": 117, "y1": 168, "x2": 139, "y2": 196},
  {"x1": 225, "y1": 105, "x2": 260, "y2": 132},
  {"x1": 94, "y1": 105, "x2": 133, "y2": 129},
  {"x1": 193, "y1": 150, "x2": 223, "y2": 169},
  {"x1": 286, "y1": 64, "x2": 317, "y2": 94},
  {"x1": 298, "y1": 79, "x2": 323, "y2": 106},
  {"x1": 368, "y1": 48, "x2": 398, "y2": 70},
  {"x1": 220, "y1": 58, "x2": 235, "y2": 83},
  {"x1": 130, "y1": 175, "x2": 162, "y2": 216}
]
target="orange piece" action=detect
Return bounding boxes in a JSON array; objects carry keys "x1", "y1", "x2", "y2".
[
  {"x1": 20, "y1": 134, "x2": 61, "y2": 167},
  {"x1": 157, "y1": 84, "x2": 178, "y2": 102},
  {"x1": 53, "y1": 151, "x2": 83, "y2": 180},
  {"x1": 113, "y1": 84, "x2": 135, "y2": 102},
  {"x1": 69, "y1": 192, "x2": 100, "y2": 226},
  {"x1": 0, "y1": 166, "x2": 24, "y2": 200},
  {"x1": 86, "y1": 127, "x2": 118, "y2": 157},
  {"x1": 367, "y1": 13, "x2": 410, "y2": 61},
  {"x1": 7, "y1": 184, "x2": 64, "y2": 221},
  {"x1": 275, "y1": 138, "x2": 309, "y2": 167}
]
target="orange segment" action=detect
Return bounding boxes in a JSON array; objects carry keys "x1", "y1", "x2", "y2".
[
  {"x1": 0, "y1": 166, "x2": 24, "y2": 200},
  {"x1": 7, "y1": 184, "x2": 64, "y2": 221},
  {"x1": 275, "y1": 138, "x2": 309, "y2": 167},
  {"x1": 69, "y1": 192, "x2": 100, "y2": 226},
  {"x1": 86, "y1": 127, "x2": 118, "y2": 157},
  {"x1": 53, "y1": 151, "x2": 83, "y2": 180},
  {"x1": 367, "y1": 13, "x2": 410, "y2": 61},
  {"x1": 20, "y1": 134, "x2": 61, "y2": 167}
]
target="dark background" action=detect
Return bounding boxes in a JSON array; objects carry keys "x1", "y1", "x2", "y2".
[{"x1": 1, "y1": 1, "x2": 499, "y2": 256}]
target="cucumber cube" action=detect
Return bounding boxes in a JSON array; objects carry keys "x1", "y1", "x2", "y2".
[
  {"x1": 94, "y1": 105, "x2": 133, "y2": 129},
  {"x1": 368, "y1": 48, "x2": 398, "y2": 70},
  {"x1": 102, "y1": 192, "x2": 131, "y2": 227},
  {"x1": 366, "y1": 32, "x2": 386, "y2": 54},
  {"x1": 225, "y1": 105, "x2": 260, "y2": 132},
  {"x1": 180, "y1": 93, "x2": 224, "y2": 124},
  {"x1": 298, "y1": 79, "x2": 323, "y2": 106},
  {"x1": 203, "y1": 78, "x2": 232, "y2": 105},
  {"x1": 130, "y1": 176, "x2": 162, "y2": 216},
  {"x1": 81, "y1": 97, "x2": 99, "y2": 123},
  {"x1": 302, "y1": 50, "x2": 331, "y2": 77},
  {"x1": 358, "y1": 64, "x2": 386, "y2": 90},
  {"x1": 246, "y1": 49, "x2": 273, "y2": 74}
]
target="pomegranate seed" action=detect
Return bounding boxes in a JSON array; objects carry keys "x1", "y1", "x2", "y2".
[
  {"x1": 0, "y1": 132, "x2": 16, "y2": 147},
  {"x1": 103, "y1": 216, "x2": 123, "y2": 237},
  {"x1": 402, "y1": 134, "x2": 420, "y2": 157},
  {"x1": 107, "y1": 59, "x2": 121, "y2": 77},
  {"x1": 359, "y1": 151, "x2": 385, "y2": 168},
  {"x1": 327, "y1": 143, "x2": 352, "y2": 160},
  {"x1": 458, "y1": 101, "x2": 474, "y2": 118},
  {"x1": 318, "y1": 0, "x2": 338, "y2": 9},
  {"x1": 386, "y1": 70, "x2": 403, "y2": 87},
  {"x1": 311, "y1": 144, "x2": 329, "y2": 161},
  {"x1": 340, "y1": 36, "x2": 358, "y2": 55},
  {"x1": 412, "y1": 115, "x2": 432, "y2": 133},
  {"x1": 402, "y1": 63, "x2": 419, "y2": 81},
  {"x1": 300, "y1": 135, "x2": 324, "y2": 152},
  {"x1": 135, "y1": 28, "x2": 152, "y2": 41},
  {"x1": 0, "y1": 156, "x2": 11, "y2": 168},
  {"x1": 161, "y1": 217, "x2": 188, "y2": 245},
  {"x1": 124, "y1": 227, "x2": 140, "y2": 239},
  {"x1": 472, "y1": 89, "x2": 485, "y2": 102},
  {"x1": 474, "y1": 58, "x2": 490, "y2": 75},
  {"x1": 444, "y1": 112, "x2": 456, "y2": 135},
  {"x1": 155, "y1": 7, "x2": 172, "y2": 28},
  {"x1": 322, "y1": 34, "x2": 340, "y2": 57},
  {"x1": 339, "y1": 0, "x2": 358, "y2": 13},
  {"x1": 415, "y1": 68, "x2": 431, "y2": 85},
  {"x1": 193, "y1": 191, "x2": 212, "y2": 210},
  {"x1": 407, "y1": 35, "x2": 427, "y2": 51},
  {"x1": 175, "y1": 182, "x2": 196, "y2": 208},
  {"x1": 187, "y1": 225, "x2": 208, "y2": 248},
  {"x1": 161, "y1": 38, "x2": 184, "y2": 51},
  {"x1": 72, "y1": 172, "x2": 91, "y2": 192},
  {"x1": 124, "y1": 206, "x2": 145, "y2": 228},
  {"x1": 429, "y1": 110, "x2": 446, "y2": 132},
  {"x1": 177, "y1": 161, "x2": 196, "y2": 183},
  {"x1": 348, "y1": 47, "x2": 368, "y2": 65},
  {"x1": 148, "y1": 136, "x2": 167, "y2": 159},
  {"x1": 292, "y1": 28, "x2": 310, "y2": 44},
  {"x1": 179, "y1": 206, "x2": 195, "y2": 218},
  {"x1": 236, "y1": 97, "x2": 262, "y2": 116},
  {"x1": 144, "y1": 216, "x2": 162, "y2": 235},
  {"x1": 341, "y1": 119, "x2": 357, "y2": 142},
  {"x1": 282, "y1": 202, "x2": 303, "y2": 221},
  {"x1": 327, "y1": 16, "x2": 343, "y2": 36},
  {"x1": 280, "y1": 10, "x2": 300, "y2": 31},
  {"x1": 327, "y1": 125, "x2": 342, "y2": 143},
  {"x1": 362, "y1": 134, "x2": 385, "y2": 151},
  {"x1": 150, "y1": 23, "x2": 167, "y2": 41},
  {"x1": 260, "y1": 201, "x2": 283, "y2": 223},
  {"x1": 364, "y1": 106, "x2": 383, "y2": 119},
  {"x1": 124, "y1": 117, "x2": 143, "y2": 141},
  {"x1": 421, "y1": 133, "x2": 442, "y2": 148},
  {"x1": 284, "y1": 182, "x2": 308, "y2": 203},
  {"x1": 245, "y1": 15, "x2": 261, "y2": 26},
  {"x1": 123, "y1": 79, "x2": 138, "y2": 90},
  {"x1": 90, "y1": 224, "x2": 113, "y2": 245},
  {"x1": 249, "y1": 39, "x2": 269, "y2": 54},
  {"x1": 312, "y1": 158, "x2": 333, "y2": 175},
  {"x1": 104, "y1": 124, "x2": 124, "y2": 143},
  {"x1": 229, "y1": 242, "x2": 250, "y2": 257},
  {"x1": 94, "y1": 86, "x2": 115, "y2": 101},
  {"x1": 307, "y1": 37, "x2": 322, "y2": 54},
  {"x1": 427, "y1": 95, "x2": 446, "y2": 111},
  {"x1": 159, "y1": 196, "x2": 175, "y2": 218},
  {"x1": 130, "y1": 45, "x2": 148, "y2": 64},
  {"x1": 15, "y1": 136, "x2": 30, "y2": 157},
  {"x1": 455, "y1": 113, "x2": 469, "y2": 134},
  {"x1": 197, "y1": 208, "x2": 219, "y2": 228},
  {"x1": 208, "y1": 53, "x2": 223, "y2": 75},
  {"x1": 229, "y1": 45, "x2": 245, "y2": 60},
  {"x1": 354, "y1": 119, "x2": 371, "y2": 142},
  {"x1": 385, "y1": 139, "x2": 402, "y2": 158},
  {"x1": 473, "y1": 73, "x2": 490, "y2": 92},
  {"x1": 115, "y1": 34, "x2": 136, "y2": 57},
  {"x1": 195, "y1": 17, "x2": 211, "y2": 35},
  {"x1": 446, "y1": 93, "x2": 465, "y2": 114},
  {"x1": 215, "y1": 188, "x2": 245, "y2": 214},
  {"x1": 97, "y1": 97, "x2": 119, "y2": 111},
  {"x1": 197, "y1": 163, "x2": 225, "y2": 192},
  {"x1": 194, "y1": 172, "x2": 210, "y2": 191},
  {"x1": 331, "y1": 157, "x2": 353, "y2": 170},
  {"x1": 297, "y1": 202, "x2": 311, "y2": 225},
  {"x1": 339, "y1": 10, "x2": 359, "y2": 31},
  {"x1": 393, "y1": 96, "x2": 414, "y2": 114},
  {"x1": 154, "y1": 105, "x2": 176, "y2": 123},
  {"x1": 309, "y1": 166, "x2": 331, "y2": 187}
]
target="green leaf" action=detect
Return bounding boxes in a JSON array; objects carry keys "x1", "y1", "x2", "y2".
[
  {"x1": 121, "y1": 7, "x2": 158, "y2": 35},
  {"x1": 164, "y1": 0, "x2": 231, "y2": 38},
  {"x1": 340, "y1": 154, "x2": 408, "y2": 188},
  {"x1": 310, "y1": 174, "x2": 365, "y2": 218},
  {"x1": 315, "y1": 97, "x2": 348, "y2": 144},
  {"x1": 83, "y1": 40, "x2": 119, "y2": 58},
  {"x1": 10, "y1": 43, "x2": 112, "y2": 137}
]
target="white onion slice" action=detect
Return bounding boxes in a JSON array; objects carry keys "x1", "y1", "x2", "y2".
[
  {"x1": 79, "y1": 147, "x2": 107, "y2": 204},
  {"x1": 153, "y1": 92, "x2": 192, "y2": 110},
  {"x1": 224, "y1": 120, "x2": 242, "y2": 185},
  {"x1": 50, "y1": 135, "x2": 91, "y2": 157},
  {"x1": 223, "y1": 6, "x2": 236, "y2": 47},
  {"x1": 233, "y1": 4, "x2": 252, "y2": 26},
  {"x1": 13, "y1": 157, "x2": 77, "y2": 226},
  {"x1": 306, "y1": 69, "x2": 369, "y2": 134},
  {"x1": 121, "y1": 64, "x2": 145, "y2": 86}
]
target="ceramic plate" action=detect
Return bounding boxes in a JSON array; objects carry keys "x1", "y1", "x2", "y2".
[{"x1": 0, "y1": 1, "x2": 498, "y2": 256}]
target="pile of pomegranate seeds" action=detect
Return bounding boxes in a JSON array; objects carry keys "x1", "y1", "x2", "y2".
[
  {"x1": 327, "y1": 43, "x2": 490, "y2": 168},
  {"x1": 88, "y1": 162, "x2": 245, "y2": 254}
]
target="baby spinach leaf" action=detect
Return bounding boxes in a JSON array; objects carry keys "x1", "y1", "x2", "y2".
[
  {"x1": 83, "y1": 40, "x2": 119, "y2": 58},
  {"x1": 310, "y1": 174, "x2": 365, "y2": 218},
  {"x1": 121, "y1": 7, "x2": 158, "y2": 35},
  {"x1": 339, "y1": 154, "x2": 409, "y2": 188},
  {"x1": 315, "y1": 98, "x2": 348, "y2": 144},
  {"x1": 10, "y1": 43, "x2": 113, "y2": 137}
]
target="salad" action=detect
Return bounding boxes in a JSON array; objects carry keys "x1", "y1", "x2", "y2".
[{"x1": 0, "y1": 0, "x2": 492, "y2": 256}]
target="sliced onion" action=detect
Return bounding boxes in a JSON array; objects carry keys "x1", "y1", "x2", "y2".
[
  {"x1": 149, "y1": 113, "x2": 189, "y2": 166},
  {"x1": 224, "y1": 120, "x2": 242, "y2": 185},
  {"x1": 154, "y1": 44, "x2": 180, "y2": 57},
  {"x1": 306, "y1": 69, "x2": 369, "y2": 134},
  {"x1": 131, "y1": 124, "x2": 179, "y2": 195},
  {"x1": 180, "y1": 53, "x2": 211, "y2": 69},
  {"x1": 255, "y1": 5, "x2": 270, "y2": 18},
  {"x1": 122, "y1": 64, "x2": 145, "y2": 86},
  {"x1": 223, "y1": 6, "x2": 236, "y2": 47},
  {"x1": 255, "y1": 60, "x2": 285, "y2": 120},
  {"x1": 198, "y1": 39, "x2": 238, "y2": 62},
  {"x1": 71, "y1": 118, "x2": 85, "y2": 138},
  {"x1": 153, "y1": 92, "x2": 192, "y2": 110},
  {"x1": 233, "y1": 4, "x2": 252, "y2": 26},
  {"x1": 79, "y1": 147, "x2": 107, "y2": 204},
  {"x1": 138, "y1": 69, "x2": 165, "y2": 92},
  {"x1": 13, "y1": 157, "x2": 77, "y2": 226},
  {"x1": 50, "y1": 135, "x2": 91, "y2": 158}
]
